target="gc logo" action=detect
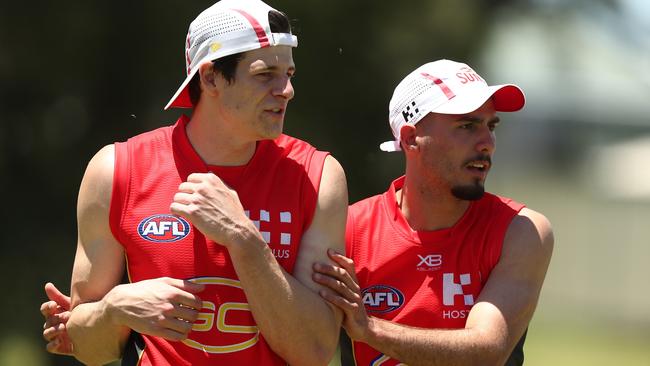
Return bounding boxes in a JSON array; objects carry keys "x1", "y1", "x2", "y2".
[{"x1": 182, "y1": 277, "x2": 259, "y2": 354}]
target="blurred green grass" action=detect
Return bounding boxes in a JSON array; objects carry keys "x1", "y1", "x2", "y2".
[{"x1": 525, "y1": 321, "x2": 650, "y2": 366}]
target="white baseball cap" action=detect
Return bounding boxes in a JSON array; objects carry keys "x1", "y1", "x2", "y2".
[
  {"x1": 164, "y1": 0, "x2": 298, "y2": 110},
  {"x1": 380, "y1": 59, "x2": 525, "y2": 152}
]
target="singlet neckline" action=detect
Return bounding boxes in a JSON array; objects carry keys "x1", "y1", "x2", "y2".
[
  {"x1": 171, "y1": 114, "x2": 269, "y2": 188},
  {"x1": 382, "y1": 175, "x2": 476, "y2": 243}
]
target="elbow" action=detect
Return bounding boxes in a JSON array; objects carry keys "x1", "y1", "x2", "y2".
[
  {"x1": 273, "y1": 334, "x2": 339, "y2": 366},
  {"x1": 466, "y1": 329, "x2": 511, "y2": 366},
  {"x1": 462, "y1": 346, "x2": 506, "y2": 366},
  {"x1": 282, "y1": 346, "x2": 336, "y2": 366},
  {"x1": 311, "y1": 339, "x2": 339, "y2": 366}
]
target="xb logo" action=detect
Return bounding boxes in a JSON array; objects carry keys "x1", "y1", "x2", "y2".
[{"x1": 417, "y1": 254, "x2": 442, "y2": 271}]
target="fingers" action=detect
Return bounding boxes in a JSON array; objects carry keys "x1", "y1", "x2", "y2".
[
  {"x1": 186, "y1": 173, "x2": 232, "y2": 190},
  {"x1": 327, "y1": 248, "x2": 356, "y2": 269},
  {"x1": 43, "y1": 311, "x2": 71, "y2": 333},
  {"x1": 44, "y1": 283, "x2": 71, "y2": 310},
  {"x1": 43, "y1": 322, "x2": 67, "y2": 342},
  {"x1": 43, "y1": 321, "x2": 74, "y2": 356},
  {"x1": 169, "y1": 202, "x2": 188, "y2": 218},
  {"x1": 45, "y1": 337, "x2": 73, "y2": 356},
  {"x1": 186, "y1": 173, "x2": 206, "y2": 183},
  {"x1": 173, "y1": 191, "x2": 194, "y2": 205},
  {"x1": 161, "y1": 278, "x2": 205, "y2": 309},
  {"x1": 159, "y1": 316, "x2": 196, "y2": 337},
  {"x1": 313, "y1": 261, "x2": 360, "y2": 294},
  {"x1": 312, "y1": 271, "x2": 361, "y2": 303},
  {"x1": 40, "y1": 300, "x2": 58, "y2": 317},
  {"x1": 177, "y1": 181, "x2": 197, "y2": 194},
  {"x1": 45, "y1": 339, "x2": 61, "y2": 354},
  {"x1": 165, "y1": 278, "x2": 205, "y2": 295},
  {"x1": 318, "y1": 287, "x2": 362, "y2": 312},
  {"x1": 166, "y1": 303, "x2": 200, "y2": 324}
]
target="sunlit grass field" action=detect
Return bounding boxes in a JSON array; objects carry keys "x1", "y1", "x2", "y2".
[{"x1": 525, "y1": 322, "x2": 650, "y2": 366}]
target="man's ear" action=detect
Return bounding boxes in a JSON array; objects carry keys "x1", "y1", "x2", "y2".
[
  {"x1": 399, "y1": 124, "x2": 417, "y2": 152},
  {"x1": 198, "y1": 62, "x2": 220, "y2": 97}
]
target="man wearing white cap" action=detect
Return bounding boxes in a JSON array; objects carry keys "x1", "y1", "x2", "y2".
[
  {"x1": 313, "y1": 59, "x2": 553, "y2": 365},
  {"x1": 40, "y1": 1, "x2": 345, "y2": 365}
]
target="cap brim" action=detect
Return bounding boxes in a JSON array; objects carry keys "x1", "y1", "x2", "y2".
[
  {"x1": 433, "y1": 84, "x2": 525, "y2": 115},
  {"x1": 492, "y1": 84, "x2": 525, "y2": 112},
  {"x1": 164, "y1": 66, "x2": 199, "y2": 110}
]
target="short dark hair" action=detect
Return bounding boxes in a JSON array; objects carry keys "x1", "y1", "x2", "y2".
[{"x1": 188, "y1": 10, "x2": 292, "y2": 107}]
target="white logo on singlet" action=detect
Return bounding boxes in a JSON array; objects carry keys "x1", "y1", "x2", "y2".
[
  {"x1": 417, "y1": 254, "x2": 442, "y2": 271},
  {"x1": 442, "y1": 273, "x2": 474, "y2": 306},
  {"x1": 245, "y1": 210, "x2": 294, "y2": 259}
]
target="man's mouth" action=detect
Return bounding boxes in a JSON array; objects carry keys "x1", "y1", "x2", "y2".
[
  {"x1": 265, "y1": 107, "x2": 285, "y2": 116},
  {"x1": 466, "y1": 161, "x2": 490, "y2": 171}
]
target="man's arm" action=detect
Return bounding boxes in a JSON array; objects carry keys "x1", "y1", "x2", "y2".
[
  {"x1": 66, "y1": 145, "x2": 205, "y2": 365},
  {"x1": 171, "y1": 155, "x2": 347, "y2": 366},
  {"x1": 65, "y1": 144, "x2": 131, "y2": 364},
  {"x1": 314, "y1": 208, "x2": 554, "y2": 366}
]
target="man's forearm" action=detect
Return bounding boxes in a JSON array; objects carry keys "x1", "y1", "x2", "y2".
[
  {"x1": 228, "y1": 237, "x2": 339, "y2": 366},
  {"x1": 363, "y1": 316, "x2": 507, "y2": 366},
  {"x1": 67, "y1": 300, "x2": 130, "y2": 365}
]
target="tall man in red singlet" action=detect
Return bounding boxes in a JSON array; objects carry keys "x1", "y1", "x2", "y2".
[
  {"x1": 39, "y1": 0, "x2": 346, "y2": 365},
  {"x1": 313, "y1": 60, "x2": 554, "y2": 366}
]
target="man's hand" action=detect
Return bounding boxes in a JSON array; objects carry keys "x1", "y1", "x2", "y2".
[
  {"x1": 170, "y1": 173, "x2": 260, "y2": 247},
  {"x1": 41, "y1": 283, "x2": 73, "y2": 355},
  {"x1": 103, "y1": 277, "x2": 205, "y2": 341},
  {"x1": 312, "y1": 249, "x2": 371, "y2": 342}
]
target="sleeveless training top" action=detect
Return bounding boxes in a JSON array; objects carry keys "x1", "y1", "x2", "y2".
[
  {"x1": 109, "y1": 115, "x2": 328, "y2": 366},
  {"x1": 345, "y1": 176, "x2": 524, "y2": 366}
]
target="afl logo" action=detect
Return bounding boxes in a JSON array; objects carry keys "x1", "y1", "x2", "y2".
[
  {"x1": 362, "y1": 285, "x2": 404, "y2": 314},
  {"x1": 137, "y1": 214, "x2": 191, "y2": 242}
]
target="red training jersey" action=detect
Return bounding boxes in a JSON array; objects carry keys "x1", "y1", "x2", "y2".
[
  {"x1": 109, "y1": 115, "x2": 328, "y2": 366},
  {"x1": 345, "y1": 176, "x2": 524, "y2": 366}
]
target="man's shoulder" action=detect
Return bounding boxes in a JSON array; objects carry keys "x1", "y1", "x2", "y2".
[
  {"x1": 272, "y1": 134, "x2": 318, "y2": 154},
  {"x1": 481, "y1": 192, "x2": 526, "y2": 213},
  {"x1": 123, "y1": 124, "x2": 175, "y2": 145}
]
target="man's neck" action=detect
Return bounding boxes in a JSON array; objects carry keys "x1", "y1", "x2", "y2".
[
  {"x1": 186, "y1": 108, "x2": 257, "y2": 167},
  {"x1": 398, "y1": 173, "x2": 470, "y2": 232}
]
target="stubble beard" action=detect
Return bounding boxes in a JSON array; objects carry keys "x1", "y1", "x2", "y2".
[{"x1": 451, "y1": 179, "x2": 485, "y2": 201}]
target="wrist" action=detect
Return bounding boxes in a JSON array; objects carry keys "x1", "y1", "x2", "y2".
[
  {"x1": 226, "y1": 223, "x2": 266, "y2": 251},
  {"x1": 101, "y1": 285, "x2": 123, "y2": 327},
  {"x1": 362, "y1": 316, "x2": 382, "y2": 345}
]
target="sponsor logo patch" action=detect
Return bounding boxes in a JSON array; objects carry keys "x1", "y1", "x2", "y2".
[
  {"x1": 417, "y1": 254, "x2": 442, "y2": 271},
  {"x1": 362, "y1": 285, "x2": 404, "y2": 314},
  {"x1": 137, "y1": 214, "x2": 191, "y2": 242}
]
